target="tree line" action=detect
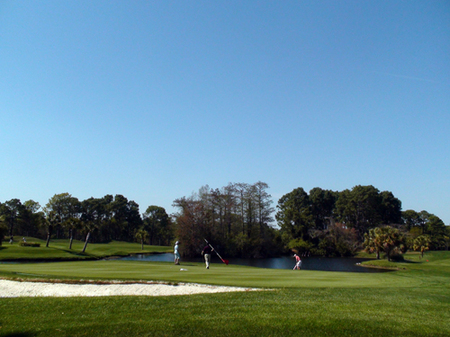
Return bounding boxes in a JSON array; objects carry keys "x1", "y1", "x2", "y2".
[
  {"x1": 1, "y1": 183, "x2": 449, "y2": 259},
  {"x1": 0, "y1": 193, "x2": 173, "y2": 251},
  {"x1": 276, "y1": 185, "x2": 448, "y2": 258}
]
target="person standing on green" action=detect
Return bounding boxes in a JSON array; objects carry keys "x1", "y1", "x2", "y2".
[
  {"x1": 202, "y1": 244, "x2": 214, "y2": 269},
  {"x1": 174, "y1": 241, "x2": 180, "y2": 265}
]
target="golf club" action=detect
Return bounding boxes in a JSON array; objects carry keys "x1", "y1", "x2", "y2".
[{"x1": 204, "y1": 239, "x2": 229, "y2": 265}]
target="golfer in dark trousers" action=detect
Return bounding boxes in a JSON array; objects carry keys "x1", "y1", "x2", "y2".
[{"x1": 202, "y1": 244, "x2": 214, "y2": 269}]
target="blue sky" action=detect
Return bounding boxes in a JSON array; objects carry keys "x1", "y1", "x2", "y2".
[{"x1": 1, "y1": 1, "x2": 449, "y2": 225}]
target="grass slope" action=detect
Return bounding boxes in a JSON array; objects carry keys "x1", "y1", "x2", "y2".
[{"x1": 0, "y1": 237, "x2": 171, "y2": 261}]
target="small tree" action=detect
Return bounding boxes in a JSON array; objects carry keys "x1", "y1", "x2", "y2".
[
  {"x1": 364, "y1": 227, "x2": 383, "y2": 259},
  {"x1": 288, "y1": 238, "x2": 314, "y2": 256},
  {"x1": 413, "y1": 235, "x2": 431, "y2": 258},
  {"x1": 364, "y1": 226, "x2": 407, "y2": 261},
  {"x1": 135, "y1": 229, "x2": 149, "y2": 250},
  {"x1": 43, "y1": 211, "x2": 61, "y2": 248},
  {"x1": 64, "y1": 217, "x2": 80, "y2": 250}
]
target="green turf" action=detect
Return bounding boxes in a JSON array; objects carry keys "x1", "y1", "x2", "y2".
[
  {"x1": 1, "y1": 242, "x2": 449, "y2": 336},
  {"x1": 0, "y1": 259, "x2": 419, "y2": 288},
  {"x1": 0, "y1": 236, "x2": 172, "y2": 261},
  {"x1": 1, "y1": 286, "x2": 449, "y2": 336}
]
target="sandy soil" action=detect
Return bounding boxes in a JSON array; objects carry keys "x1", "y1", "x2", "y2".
[{"x1": 0, "y1": 279, "x2": 258, "y2": 298}]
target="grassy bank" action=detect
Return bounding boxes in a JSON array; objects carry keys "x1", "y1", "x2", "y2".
[
  {"x1": 0, "y1": 236, "x2": 172, "y2": 261},
  {"x1": 1, "y1": 243, "x2": 449, "y2": 336}
]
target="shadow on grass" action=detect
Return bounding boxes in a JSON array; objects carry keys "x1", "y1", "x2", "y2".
[
  {"x1": 392, "y1": 259, "x2": 420, "y2": 264},
  {"x1": 177, "y1": 263, "x2": 198, "y2": 267},
  {"x1": 2, "y1": 333, "x2": 37, "y2": 337},
  {"x1": 53, "y1": 247, "x2": 92, "y2": 256}
]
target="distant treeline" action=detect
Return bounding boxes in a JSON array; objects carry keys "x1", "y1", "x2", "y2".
[
  {"x1": 1, "y1": 183, "x2": 449, "y2": 258},
  {"x1": 0, "y1": 194, "x2": 172, "y2": 251}
]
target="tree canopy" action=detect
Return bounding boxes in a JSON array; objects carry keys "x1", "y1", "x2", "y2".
[{"x1": 1, "y1": 183, "x2": 448, "y2": 258}]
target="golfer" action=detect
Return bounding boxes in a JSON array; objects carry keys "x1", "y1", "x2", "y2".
[
  {"x1": 174, "y1": 241, "x2": 180, "y2": 265},
  {"x1": 293, "y1": 254, "x2": 302, "y2": 270},
  {"x1": 202, "y1": 244, "x2": 214, "y2": 269}
]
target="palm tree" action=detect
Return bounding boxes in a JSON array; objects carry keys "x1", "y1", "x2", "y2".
[
  {"x1": 135, "y1": 229, "x2": 149, "y2": 250},
  {"x1": 64, "y1": 217, "x2": 80, "y2": 250},
  {"x1": 43, "y1": 211, "x2": 61, "y2": 248},
  {"x1": 80, "y1": 197, "x2": 105, "y2": 253},
  {"x1": 364, "y1": 226, "x2": 407, "y2": 261},
  {"x1": 364, "y1": 227, "x2": 383, "y2": 259},
  {"x1": 413, "y1": 235, "x2": 431, "y2": 258},
  {"x1": 380, "y1": 226, "x2": 406, "y2": 261}
]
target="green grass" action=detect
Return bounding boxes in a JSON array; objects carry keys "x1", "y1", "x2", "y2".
[
  {"x1": 1, "y1": 287, "x2": 449, "y2": 337},
  {"x1": 1, "y1": 241, "x2": 449, "y2": 336},
  {"x1": 0, "y1": 236, "x2": 172, "y2": 261},
  {"x1": 0, "y1": 259, "x2": 423, "y2": 288}
]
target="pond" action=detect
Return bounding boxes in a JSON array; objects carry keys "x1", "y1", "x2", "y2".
[{"x1": 120, "y1": 253, "x2": 389, "y2": 273}]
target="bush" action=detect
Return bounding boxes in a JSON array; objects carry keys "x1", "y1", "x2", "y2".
[
  {"x1": 389, "y1": 253, "x2": 405, "y2": 262},
  {"x1": 310, "y1": 248, "x2": 326, "y2": 256},
  {"x1": 19, "y1": 242, "x2": 41, "y2": 247}
]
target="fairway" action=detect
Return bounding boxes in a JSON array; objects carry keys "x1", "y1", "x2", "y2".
[{"x1": 1, "y1": 252, "x2": 449, "y2": 336}]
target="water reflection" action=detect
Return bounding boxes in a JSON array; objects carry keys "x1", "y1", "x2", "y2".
[{"x1": 121, "y1": 253, "x2": 389, "y2": 273}]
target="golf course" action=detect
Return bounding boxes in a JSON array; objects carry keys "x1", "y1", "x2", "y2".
[{"x1": 1, "y1": 239, "x2": 449, "y2": 336}]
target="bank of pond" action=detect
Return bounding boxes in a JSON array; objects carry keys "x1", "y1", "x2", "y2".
[
  {"x1": 0, "y1": 252, "x2": 389, "y2": 273},
  {"x1": 120, "y1": 253, "x2": 390, "y2": 273}
]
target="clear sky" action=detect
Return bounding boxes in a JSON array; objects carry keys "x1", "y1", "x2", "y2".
[{"x1": 1, "y1": 1, "x2": 449, "y2": 225}]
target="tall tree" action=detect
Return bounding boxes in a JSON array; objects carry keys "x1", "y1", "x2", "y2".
[
  {"x1": 173, "y1": 196, "x2": 208, "y2": 257},
  {"x1": 379, "y1": 191, "x2": 402, "y2": 225},
  {"x1": 0, "y1": 221, "x2": 8, "y2": 246},
  {"x1": 80, "y1": 197, "x2": 107, "y2": 252},
  {"x1": 143, "y1": 206, "x2": 172, "y2": 245},
  {"x1": 402, "y1": 210, "x2": 421, "y2": 231},
  {"x1": 19, "y1": 200, "x2": 42, "y2": 238},
  {"x1": 44, "y1": 193, "x2": 78, "y2": 242},
  {"x1": 309, "y1": 187, "x2": 337, "y2": 230},
  {"x1": 254, "y1": 181, "x2": 275, "y2": 239},
  {"x1": 173, "y1": 182, "x2": 275, "y2": 258},
  {"x1": 335, "y1": 185, "x2": 383, "y2": 239},
  {"x1": 110, "y1": 195, "x2": 142, "y2": 242},
  {"x1": 276, "y1": 187, "x2": 313, "y2": 245},
  {"x1": 425, "y1": 215, "x2": 447, "y2": 250},
  {"x1": 0, "y1": 199, "x2": 23, "y2": 238}
]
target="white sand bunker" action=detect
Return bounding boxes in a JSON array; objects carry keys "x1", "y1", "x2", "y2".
[{"x1": 0, "y1": 279, "x2": 258, "y2": 298}]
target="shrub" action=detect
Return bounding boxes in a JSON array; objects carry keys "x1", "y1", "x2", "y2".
[
  {"x1": 389, "y1": 252, "x2": 405, "y2": 262},
  {"x1": 310, "y1": 248, "x2": 326, "y2": 256},
  {"x1": 19, "y1": 242, "x2": 41, "y2": 247}
]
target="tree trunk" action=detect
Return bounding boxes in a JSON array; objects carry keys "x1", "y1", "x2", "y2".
[
  {"x1": 46, "y1": 227, "x2": 53, "y2": 248},
  {"x1": 69, "y1": 229, "x2": 73, "y2": 250},
  {"x1": 141, "y1": 239, "x2": 144, "y2": 250},
  {"x1": 9, "y1": 217, "x2": 15, "y2": 238},
  {"x1": 82, "y1": 232, "x2": 91, "y2": 253}
]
